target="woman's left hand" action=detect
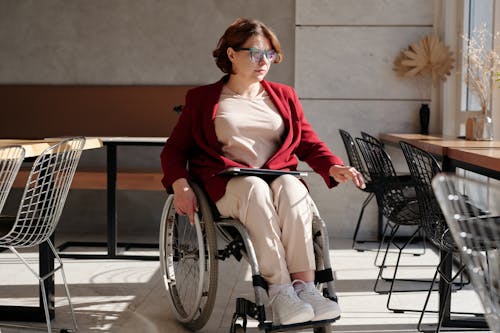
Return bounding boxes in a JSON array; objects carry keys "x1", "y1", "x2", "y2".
[{"x1": 329, "y1": 165, "x2": 366, "y2": 189}]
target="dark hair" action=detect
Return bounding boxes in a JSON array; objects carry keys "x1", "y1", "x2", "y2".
[{"x1": 212, "y1": 18, "x2": 283, "y2": 74}]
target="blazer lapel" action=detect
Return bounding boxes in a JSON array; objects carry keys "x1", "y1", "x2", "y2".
[{"x1": 203, "y1": 79, "x2": 225, "y2": 151}]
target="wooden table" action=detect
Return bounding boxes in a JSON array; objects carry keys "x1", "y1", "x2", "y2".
[
  {"x1": 380, "y1": 133, "x2": 500, "y2": 156},
  {"x1": 381, "y1": 133, "x2": 499, "y2": 330},
  {"x1": 0, "y1": 137, "x2": 102, "y2": 322},
  {"x1": 447, "y1": 148, "x2": 500, "y2": 179},
  {"x1": 0, "y1": 137, "x2": 102, "y2": 158},
  {"x1": 57, "y1": 137, "x2": 167, "y2": 261}
]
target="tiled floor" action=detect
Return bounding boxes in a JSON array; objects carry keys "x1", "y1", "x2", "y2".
[{"x1": 0, "y1": 237, "x2": 491, "y2": 333}]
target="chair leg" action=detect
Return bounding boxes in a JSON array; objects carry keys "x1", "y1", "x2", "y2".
[
  {"x1": 48, "y1": 240, "x2": 78, "y2": 332},
  {"x1": 8, "y1": 243, "x2": 78, "y2": 333},
  {"x1": 417, "y1": 252, "x2": 471, "y2": 333},
  {"x1": 374, "y1": 224, "x2": 399, "y2": 293},
  {"x1": 418, "y1": 260, "x2": 441, "y2": 332},
  {"x1": 373, "y1": 221, "x2": 393, "y2": 267},
  {"x1": 8, "y1": 246, "x2": 53, "y2": 333},
  {"x1": 352, "y1": 192, "x2": 375, "y2": 249},
  {"x1": 434, "y1": 259, "x2": 468, "y2": 333},
  {"x1": 386, "y1": 227, "x2": 433, "y2": 313},
  {"x1": 39, "y1": 276, "x2": 53, "y2": 333}
]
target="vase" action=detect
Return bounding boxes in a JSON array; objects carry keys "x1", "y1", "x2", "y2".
[
  {"x1": 419, "y1": 103, "x2": 430, "y2": 135},
  {"x1": 474, "y1": 114, "x2": 494, "y2": 140}
]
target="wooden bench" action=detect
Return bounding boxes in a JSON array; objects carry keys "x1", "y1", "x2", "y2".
[{"x1": 13, "y1": 170, "x2": 164, "y2": 191}]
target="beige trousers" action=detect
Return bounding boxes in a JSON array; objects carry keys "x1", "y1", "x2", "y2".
[{"x1": 215, "y1": 174, "x2": 316, "y2": 285}]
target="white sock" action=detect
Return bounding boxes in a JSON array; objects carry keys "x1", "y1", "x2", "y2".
[
  {"x1": 293, "y1": 280, "x2": 314, "y2": 294},
  {"x1": 268, "y1": 283, "x2": 292, "y2": 299}
]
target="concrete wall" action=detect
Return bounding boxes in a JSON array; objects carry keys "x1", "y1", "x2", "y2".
[
  {"x1": 0, "y1": 0, "x2": 294, "y2": 239},
  {"x1": 0, "y1": 0, "x2": 294, "y2": 85},
  {"x1": 1, "y1": 0, "x2": 435, "y2": 239},
  {"x1": 295, "y1": 0, "x2": 435, "y2": 238}
]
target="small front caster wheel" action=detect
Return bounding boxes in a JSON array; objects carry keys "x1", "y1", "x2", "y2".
[{"x1": 233, "y1": 323, "x2": 245, "y2": 333}]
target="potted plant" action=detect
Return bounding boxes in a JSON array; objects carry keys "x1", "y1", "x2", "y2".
[
  {"x1": 393, "y1": 35, "x2": 454, "y2": 135},
  {"x1": 462, "y1": 26, "x2": 499, "y2": 140}
]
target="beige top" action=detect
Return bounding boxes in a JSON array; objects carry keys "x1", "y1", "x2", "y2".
[{"x1": 215, "y1": 86, "x2": 285, "y2": 168}]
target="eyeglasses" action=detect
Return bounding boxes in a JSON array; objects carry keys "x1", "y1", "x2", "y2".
[{"x1": 233, "y1": 47, "x2": 277, "y2": 63}]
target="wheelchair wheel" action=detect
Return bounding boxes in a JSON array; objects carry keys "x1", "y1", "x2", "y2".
[{"x1": 160, "y1": 183, "x2": 218, "y2": 331}]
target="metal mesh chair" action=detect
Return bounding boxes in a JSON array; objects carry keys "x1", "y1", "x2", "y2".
[
  {"x1": 340, "y1": 130, "x2": 414, "y2": 251},
  {"x1": 338, "y1": 129, "x2": 377, "y2": 249},
  {"x1": 355, "y1": 138, "x2": 422, "y2": 296},
  {"x1": 400, "y1": 141, "x2": 483, "y2": 331},
  {"x1": 360, "y1": 131, "x2": 384, "y2": 147},
  {"x1": 0, "y1": 146, "x2": 25, "y2": 214},
  {"x1": 0, "y1": 137, "x2": 85, "y2": 333},
  {"x1": 400, "y1": 141, "x2": 455, "y2": 251},
  {"x1": 433, "y1": 174, "x2": 500, "y2": 333},
  {"x1": 358, "y1": 132, "x2": 418, "y2": 262}
]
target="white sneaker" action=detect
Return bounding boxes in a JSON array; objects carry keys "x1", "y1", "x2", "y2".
[
  {"x1": 295, "y1": 281, "x2": 341, "y2": 321},
  {"x1": 269, "y1": 285, "x2": 314, "y2": 325}
]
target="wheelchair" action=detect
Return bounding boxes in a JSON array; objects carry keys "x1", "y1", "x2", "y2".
[{"x1": 159, "y1": 179, "x2": 339, "y2": 333}]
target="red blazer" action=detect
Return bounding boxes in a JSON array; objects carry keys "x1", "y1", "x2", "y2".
[{"x1": 160, "y1": 76, "x2": 344, "y2": 202}]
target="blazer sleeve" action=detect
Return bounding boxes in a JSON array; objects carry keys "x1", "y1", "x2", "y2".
[
  {"x1": 291, "y1": 88, "x2": 344, "y2": 188},
  {"x1": 160, "y1": 90, "x2": 196, "y2": 193}
]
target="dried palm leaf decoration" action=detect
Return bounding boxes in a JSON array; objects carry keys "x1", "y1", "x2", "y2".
[{"x1": 394, "y1": 35, "x2": 454, "y2": 85}]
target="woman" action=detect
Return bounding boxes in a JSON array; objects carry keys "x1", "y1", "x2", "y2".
[{"x1": 160, "y1": 18, "x2": 364, "y2": 326}]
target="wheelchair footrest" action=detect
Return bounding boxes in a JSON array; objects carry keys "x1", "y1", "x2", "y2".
[
  {"x1": 259, "y1": 317, "x2": 340, "y2": 332},
  {"x1": 234, "y1": 297, "x2": 266, "y2": 322}
]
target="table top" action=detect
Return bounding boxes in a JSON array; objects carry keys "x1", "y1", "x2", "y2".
[
  {"x1": 380, "y1": 133, "x2": 500, "y2": 156},
  {"x1": 99, "y1": 136, "x2": 168, "y2": 146},
  {"x1": 447, "y1": 148, "x2": 500, "y2": 172},
  {"x1": 0, "y1": 137, "x2": 103, "y2": 158},
  {"x1": 379, "y1": 133, "x2": 448, "y2": 144}
]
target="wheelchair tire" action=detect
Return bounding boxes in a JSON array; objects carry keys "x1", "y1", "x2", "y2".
[{"x1": 160, "y1": 184, "x2": 218, "y2": 331}]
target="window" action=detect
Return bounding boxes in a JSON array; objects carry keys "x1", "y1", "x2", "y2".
[{"x1": 461, "y1": 0, "x2": 494, "y2": 112}]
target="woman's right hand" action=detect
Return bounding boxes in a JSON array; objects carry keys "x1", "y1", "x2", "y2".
[{"x1": 172, "y1": 178, "x2": 198, "y2": 225}]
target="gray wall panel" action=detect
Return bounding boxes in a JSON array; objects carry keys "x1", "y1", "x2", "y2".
[
  {"x1": 296, "y1": 0, "x2": 434, "y2": 26},
  {"x1": 0, "y1": 0, "x2": 294, "y2": 85},
  {"x1": 295, "y1": 26, "x2": 434, "y2": 99}
]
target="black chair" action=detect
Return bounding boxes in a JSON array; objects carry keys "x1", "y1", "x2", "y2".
[
  {"x1": 361, "y1": 131, "x2": 384, "y2": 147},
  {"x1": 338, "y1": 129, "x2": 379, "y2": 250},
  {"x1": 400, "y1": 141, "x2": 483, "y2": 332},
  {"x1": 340, "y1": 130, "x2": 416, "y2": 253},
  {"x1": 432, "y1": 174, "x2": 500, "y2": 333},
  {"x1": 356, "y1": 138, "x2": 426, "y2": 298},
  {"x1": 356, "y1": 132, "x2": 418, "y2": 256}
]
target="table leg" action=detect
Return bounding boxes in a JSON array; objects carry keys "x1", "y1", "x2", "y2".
[
  {"x1": 40, "y1": 239, "x2": 55, "y2": 319},
  {"x1": 434, "y1": 158, "x2": 488, "y2": 330},
  {"x1": 57, "y1": 140, "x2": 159, "y2": 260},
  {"x1": 439, "y1": 157, "x2": 454, "y2": 326},
  {"x1": 439, "y1": 250, "x2": 452, "y2": 326},
  {"x1": 0, "y1": 240, "x2": 54, "y2": 322},
  {"x1": 107, "y1": 143, "x2": 117, "y2": 257}
]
